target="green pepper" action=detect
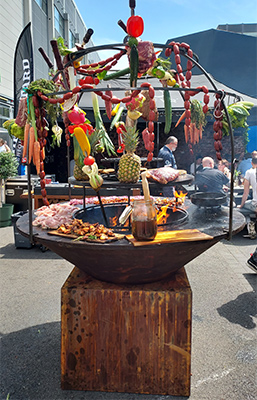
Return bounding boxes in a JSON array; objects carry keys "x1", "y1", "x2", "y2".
[{"x1": 152, "y1": 66, "x2": 166, "y2": 79}]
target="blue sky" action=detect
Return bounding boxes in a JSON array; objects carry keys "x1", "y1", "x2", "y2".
[{"x1": 74, "y1": 0, "x2": 256, "y2": 47}]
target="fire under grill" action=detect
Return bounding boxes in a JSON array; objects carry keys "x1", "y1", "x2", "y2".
[{"x1": 74, "y1": 203, "x2": 189, "y2": 233}]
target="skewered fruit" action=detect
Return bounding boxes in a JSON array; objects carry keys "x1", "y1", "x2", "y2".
[{"x1": 118, "y1": 126, "x2": 141, "y2": 183}]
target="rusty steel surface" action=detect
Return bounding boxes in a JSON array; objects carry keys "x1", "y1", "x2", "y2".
[
  {"x1": 16, "y1": 201, "x2": 245, "y2": 284},
  {"x1": 61, "y1": 267, "x2": 192, "y2": 396}
]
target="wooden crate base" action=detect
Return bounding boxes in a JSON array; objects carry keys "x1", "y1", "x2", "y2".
[{"x1": 61, "y1": 267, "x2": 192, "y2": 396}]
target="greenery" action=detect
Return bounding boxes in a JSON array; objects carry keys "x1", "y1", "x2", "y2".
[{"x1": 0, "y1": 152, "x2": 19, "y2": 180}]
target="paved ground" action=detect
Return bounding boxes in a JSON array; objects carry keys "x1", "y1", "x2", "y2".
[{"x1": 0, "y1": 223, "x2": 256, "y2": 400}]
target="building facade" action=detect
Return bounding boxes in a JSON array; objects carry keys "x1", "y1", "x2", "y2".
[{"x1": 0, "y1": 0, "x2": 99, "y2": 143}]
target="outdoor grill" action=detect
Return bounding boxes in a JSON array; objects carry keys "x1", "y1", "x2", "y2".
[
  {"x1": 16, "y1": 198, "x2": 245, "y2": 284},
  {"x1": 74, "y1": 203, "x2": 189, "y2": 232}
]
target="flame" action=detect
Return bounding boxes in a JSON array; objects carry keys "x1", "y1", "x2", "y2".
[
  {"x1": 109, "y1": 215, "x2": 118, "y2": 227},
  {"x1": 174, "y1": 190, "x2": 187, "y2": 201},
  {"x1": 109, "y1": 214, "x2": 129, "y2": 227},
  {"x1": 172, "y1": 190, "x2": 187, "y2": 212},
  {"x1": 156, "y1": 204, "x2": 170, "y2": 224}
]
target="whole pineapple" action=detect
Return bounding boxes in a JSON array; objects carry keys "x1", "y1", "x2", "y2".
[
  {"x1": 118, "y1": 126, "x2": 141, "y2": 183},
  {"x1": 73, "y1": 136, "x2": 89, "y2": 181}
]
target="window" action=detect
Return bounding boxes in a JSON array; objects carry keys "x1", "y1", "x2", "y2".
[
  {"x1": 69, "y1": 30, "x2": 76, "y2": 49},
  {"x1": 54, "y1": 6, "x2": 64, "y2": 37},
  {"x1": 35, "y1": 0, "x2": 47, "y2": 14},
  {"x1": 0, "y1": 103, "x2": 13, "y2": 129}
]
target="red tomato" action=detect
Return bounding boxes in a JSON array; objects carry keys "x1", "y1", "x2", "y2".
[
  {"x1": 126, "y1": 16, "x2": 144, "y2": 38},
  {"x1": 83, "y1": 156, "x2": 95, "y2": 166}
]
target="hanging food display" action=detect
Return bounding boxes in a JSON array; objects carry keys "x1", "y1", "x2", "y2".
[{"x1": 6, "y1": 0, "x2": 254, "y2": 206}]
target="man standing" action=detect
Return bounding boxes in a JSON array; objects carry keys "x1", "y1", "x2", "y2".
[
  {"x1": 158, "y1": 136, "x2": 178, "y2": 168},
  {"x1": 238, "y1": 156, "x2": 257, "y2": 239},
  {"x1": 195, "y1": 156, "x2": 229, "y2": 194}
]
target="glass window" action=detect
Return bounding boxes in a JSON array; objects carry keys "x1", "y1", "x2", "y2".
[
  {"x1": 35, "y1": 0, "x2": 47, "y2": 14},
  {"x1": 54, "y1": 6, "x2": 64, "y2": 37},
  {"x1": 69, "y1": 30, "x2": 76, "y2": 49}
]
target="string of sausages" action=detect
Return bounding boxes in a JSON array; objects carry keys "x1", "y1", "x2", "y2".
[
  {"x1": 213, "y1": 92, "x2": 224, "y2": 161},
  {"x1": 165, "y1": 41, "x2": 212, "y2": 151},
  {"x1": 76, "y1": 51, "x2": 125, "y2": 75},
  {"x1": 141, "y1": 83, "x2": 156, "y2": 162},
  {"x1": 32, "y1": 94, "x2": 49, "y2": 206}
]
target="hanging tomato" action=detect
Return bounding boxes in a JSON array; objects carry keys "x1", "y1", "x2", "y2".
[
  {"x1": 126, "y1": 15, "x2": 144, "y2": 38},
  {"x1": 83, "y1": 156, "x2": 95, "y2": 166}
]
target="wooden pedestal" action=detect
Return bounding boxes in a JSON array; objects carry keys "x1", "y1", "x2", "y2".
[{"x1": 61, "y1": 267, "x2": 192, "y2": 396}]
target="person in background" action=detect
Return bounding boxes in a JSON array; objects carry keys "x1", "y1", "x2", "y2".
[
  {"x1": 237, "y1": 151, "x2": 257, "y2": 178},
  {"x1": 158, "y1": 136, "x2": 178, "y2": 197},
  {"x1": 158, "y1": 136, "x2": 178, "y2": 168},
  {"x1": 190, "y1": 155, "x2": 203, "y2": 175},
  {"x1": 0, "y1": 138, "x2": 11, "y2": 153},
  {"x1": 218, "y1": 159, "x2": 231, "y2": 181},
  {"x1": 194, "y1": 156, "x2": 229, "y2": 194},
  {"x1": 238, "y1": 156, "x2": 257, "y2": 239},
  {"x1": 247, "y1": 247, "x2": 257, "y2": 273}
]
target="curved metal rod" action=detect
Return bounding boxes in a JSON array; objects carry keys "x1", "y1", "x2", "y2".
[
  {"x1": 178, "y1": 52, "x2": 235, "y2": 240},
  {"x1": 55, "y1": 41, "x2": 237, "y2": 239}
]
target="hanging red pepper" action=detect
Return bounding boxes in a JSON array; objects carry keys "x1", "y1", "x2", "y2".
[{"x1": 126, "y1": 15, "x2": 144, "y2": 37}]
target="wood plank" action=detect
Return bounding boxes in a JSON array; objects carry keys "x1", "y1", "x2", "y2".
[{"x1": 126, "y1": 228, "x2": 213, "y2": 246}]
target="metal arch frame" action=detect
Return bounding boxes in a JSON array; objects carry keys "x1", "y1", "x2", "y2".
[{"x1": 40, "y1": 41, "x2": 239, "y2": 240}]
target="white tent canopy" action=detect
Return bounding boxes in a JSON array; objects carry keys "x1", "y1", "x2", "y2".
[{"x1": 78, "y1": 73, "x2": 257, "y2": 122}]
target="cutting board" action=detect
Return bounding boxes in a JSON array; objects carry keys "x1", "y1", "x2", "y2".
[
  {"x1": 126, "y1": 229, "x2": 213, "y2": 246},
  {"x1": 48, "y1": 230, "x2": 124, "y2": 243}
]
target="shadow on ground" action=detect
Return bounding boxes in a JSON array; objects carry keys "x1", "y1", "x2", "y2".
[
  {"x1": 217, "y1": 273, "x2": 257, "y2": 329},
  {"x1": 0, "y1": 322, "x2": 188, "y2": 400},
  {"x1": 0, "y1": 243, "x2": 61, "y2": 260}
]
